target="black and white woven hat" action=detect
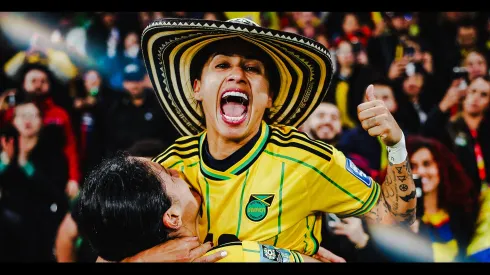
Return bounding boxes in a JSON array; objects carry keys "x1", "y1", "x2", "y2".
[{"x1": 141, "y1": 17, "x2": 334, "y2": 136}]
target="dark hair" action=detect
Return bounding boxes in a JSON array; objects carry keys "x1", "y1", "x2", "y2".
[
  {"x1": 19, "y1": 62, "x2": 54, "y2": 87},
  {"x1": 189, "y1": 37, "x2": 280, "y2": 126},
  {"x1": 73, "y1": 151, "x2": 173, "y2": 262},
  {"x1": 406, "y1": 135, "x2": 476, "y2": 215}
]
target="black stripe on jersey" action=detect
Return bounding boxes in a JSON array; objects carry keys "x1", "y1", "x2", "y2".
[
  {"x1": 152, "y1": 136, "x2": 200, "y2": 161},
  {"x1": 233, "y1": 133, "x2": 270, "y2": 175},
  {"x1": 269, "y1": 137, "x2": 331, "y2": 162},
  {"x1": 153, "y1": 140, "x2": 199, "y2": 160},
  {"x1": 270, "y1": 128, "x2": 333, "y2": 155},
  {"x1": 155, "y1": 146, "x2": 199, "y2": 164},
  {"x1": 173, "y1": 135, "x2": 201, "y2": 145},
  {"x1": 200, "y1": 168, "x2": 227, "y2": 181}
]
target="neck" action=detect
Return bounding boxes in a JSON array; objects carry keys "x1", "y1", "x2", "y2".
[
  {"x1": 339, "y1": 66, "x2": 352, "y2": 78},
  {"x1": 462, "y1": 112, "x2": 483, "y2": 130},
  {"x1": 409, "y1": 95, "x2": 419, "y2": 104},
  {"x1": 20, "y1": 135, "x2": 38, "y2": 152},
  {"x1": 170, "y1": 217, "x2": 199, "y2": 239},
  {"x1": 423, "y1": 190, "x2": 439, "y2": 215},
  {"x1": 206, "y1": 124, "x2": 261, "y2": 160},
  {"x1": 132, "y1": 97, "x2": 144, "y2": 107}
]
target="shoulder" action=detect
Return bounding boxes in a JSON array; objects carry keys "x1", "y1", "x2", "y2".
[
  {"x1": 152, "y1": 133, "x2": 202, "y2": 165},
  {"x1": 49, "y1": 104, "x2": 70, "y2": 121},
  {"x1": 267, "y1": 124, "x2": 335, "y2": 162}
]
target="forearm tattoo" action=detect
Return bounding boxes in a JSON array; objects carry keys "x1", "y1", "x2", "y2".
[{"x1": 365, "y1": 157, "x2": 416, "y2": 226}]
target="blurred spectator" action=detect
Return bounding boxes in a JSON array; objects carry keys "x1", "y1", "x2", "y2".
[
  {"x1": 464, "y1": 50, "x2": 489, "y2": 82},
  {"x1": 301, "y1": 102, "x2": 343, "y2": 146},
  {"x1": 0, "y1": 97, "x2": 69, "y2": 262},
  {"x1": 325, "y1": 40, "x2": 380, "y2": 129},
  {"x1": 466, "y1": 179, "x2": 490, "y2": 262},
  {"x1": 0, "y1": 64, "x2": 80, "y2": 198},
  {"x1": 367, "y1": 12, "x2": 422, "y2": 78},
  {"x1": 98, "y1": 60, "x2": 179, "y2": 158},
  {"x1": 85, "y1": 12, "x2": 126, "y2": 90},
  {"x1": 337, "y1": 81, "x2": 400, "y2": 182},
  {"x1": 407, "y1": 135, "x2": 478, "y2": 262},
  {"x1": 394, "y1": 69, "x2": 434, "y2": 134},
  {"x1": 332, "y1": 13, "x2": 372, "y2": 49},
  {"x1": 321, "y1": 214, "x2": 388, "y2": 262},
  {"x1": 422, "y1": 77, "x2": 490, "y2": 193},
  {"x1": 202, "y1": 12, "x2": 227, "y2": 21},
  {"x1": 434, "y1": 20, "x2": 486, "y2": 100},
  {"x1": 3, "y1": 33, "x2": 78, "y2": 85},
  {"x1": 72, "y1": 69, "x2": 117, "y2": 176}
]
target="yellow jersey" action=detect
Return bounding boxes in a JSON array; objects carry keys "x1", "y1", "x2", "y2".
[{"x1": 153, "y1": 121, "x2": 380, "y2": 256}]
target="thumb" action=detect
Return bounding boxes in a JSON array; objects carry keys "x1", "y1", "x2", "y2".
[{"x1": 365, "y1": 84, "x2": 376, "y2": 102}]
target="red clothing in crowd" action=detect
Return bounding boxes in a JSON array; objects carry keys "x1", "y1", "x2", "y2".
[{"x1": 1, "y1": 97, "x2": 80, "y2": 183}]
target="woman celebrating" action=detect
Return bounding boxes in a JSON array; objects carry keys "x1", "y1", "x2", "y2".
[{"x1": 407, "y1": 135, "x2": 479, "y2": 262}]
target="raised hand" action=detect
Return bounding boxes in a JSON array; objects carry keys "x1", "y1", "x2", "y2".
[{"x1": 357, "y1": 84, "x2": 403, "y2": 146}]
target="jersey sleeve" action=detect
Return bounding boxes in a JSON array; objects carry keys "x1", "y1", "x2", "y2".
[
  {"x1": 308, "y1": 146, "x2": 381, "y2": 218},
  {"x1": 151, "y1": 137, "x2": 200, "y2": 192}
]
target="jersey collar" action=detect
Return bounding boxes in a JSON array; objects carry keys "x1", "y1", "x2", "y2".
[{"x1": 199, "y1": 121, "x2": 270, "y2": 180}]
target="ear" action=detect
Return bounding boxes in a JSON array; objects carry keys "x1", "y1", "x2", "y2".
[
  {"x1": 193, "y1": 79, "x2": 202, "y2": 102},
  {"x1": 266, "y1": 94, "x2": 273, "y2": 108},
  {"x1": 162, "y1": 205, "x2": 183, "y2": 230}
]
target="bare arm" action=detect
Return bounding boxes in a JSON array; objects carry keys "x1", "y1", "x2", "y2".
[
  {"x1": 55, "y1": 214, "x2": 79, "y2": 262},
  {"x1": 357, "y1": 85, "x2": 416, "y2": 226},
  {"x1": 363, "y1": 157, "x2": 416, "y2": 226}
]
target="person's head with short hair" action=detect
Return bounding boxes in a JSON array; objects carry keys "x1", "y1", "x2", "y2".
[
  {"x1": 13, "y1": 96, "x2": 43, "y2": 138},
  {"x1": 342, "y1": 13, "x2": 360, "y2": 35},
  {"x1": 22, "y1": 65, "x2": 52, "y2": 97},
  {"x1": 457, "y1": 22, "x2": 478, "y2": 50},
  {"x1": 336, "y1": 40, "x2": 355, "y2": 68},
  {"x1": 122, "y1": 61, "x2": 147, "y2": 99},
  {"x1": 464, "y1": 50, "x2": 488, "y2": 81},
  {"x1": 384, "y1": 12, "x2": 412, "y2": 35},
  {"x1": 73, "y1": 152, "x2": 201, "y2": 262},
  {"x1": 124, "y1": 31, "x2": 141, "y2": 60},
  {"x1": 302, "y1": 102, "x2": 342, "y2": 144},
  {"x1": 463, "y1": 76, "x2": 490, "y2": 117},
  {"x1": 402, "y1": 71, "x2": 425, "y2": 102}
]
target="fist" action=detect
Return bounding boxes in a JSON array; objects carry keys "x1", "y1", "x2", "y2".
[{"x1": 357, "y1": 85, "x2": 402, "y2": 146}]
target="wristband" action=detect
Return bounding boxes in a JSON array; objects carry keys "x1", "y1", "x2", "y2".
[{"x1": 386, "y1": 132, "x2": 408, "y2": 165}]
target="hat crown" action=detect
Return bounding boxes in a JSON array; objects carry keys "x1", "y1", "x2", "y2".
[{"x1": 226, "y1": 17, "x2": 260, "y2": 27}]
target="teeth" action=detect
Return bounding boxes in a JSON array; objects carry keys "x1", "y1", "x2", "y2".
[
  {"x1": 223, "y1": 113, "x2": 246, "y2": 122},
  {"x1": 222, "y1": 91, "x2": 248, "y2": 101}
]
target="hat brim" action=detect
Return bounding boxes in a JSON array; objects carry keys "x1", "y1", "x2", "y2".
[{"x1": 141, "y1": 18, "x2": 334, "y2": 136}]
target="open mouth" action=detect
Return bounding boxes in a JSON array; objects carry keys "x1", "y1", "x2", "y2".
[{"x1": 219, "y1": 90, "x2": 249, "y2": 125}]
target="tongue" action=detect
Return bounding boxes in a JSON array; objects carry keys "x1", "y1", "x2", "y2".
[{"x1": 222, "y1": 102, "x2": 246, "y2": 117}]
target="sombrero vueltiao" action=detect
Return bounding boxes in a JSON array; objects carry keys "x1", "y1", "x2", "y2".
[{"x1": 141, "y1": 17, "x2": 334, "y2": 136}]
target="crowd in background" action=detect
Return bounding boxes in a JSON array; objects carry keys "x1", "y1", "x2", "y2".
[{"x1": 0, "y1": 11, "x2": 489, "y2": 263}]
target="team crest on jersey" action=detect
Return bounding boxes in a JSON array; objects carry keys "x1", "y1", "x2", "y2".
[
  {"x1": 346, "y1": 158, "x2": 372, "y2": 187},
  {"x1": 245, "y1": 194, "x2": 274, "y2": 222}
]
